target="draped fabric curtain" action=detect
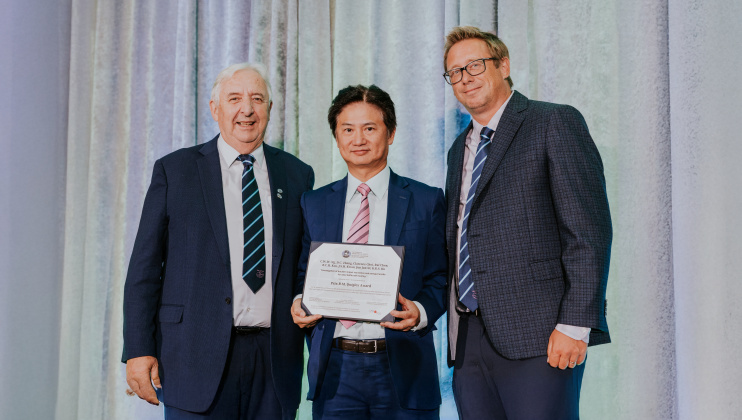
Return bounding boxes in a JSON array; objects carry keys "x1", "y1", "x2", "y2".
[
  {"x1": 44, "y1": 0, "x2": 741, "y2": 419},
  {"x1": 499, "y1": 0, "x2": 742, "y2": 418},
  {"x1": 499, "y1": 2, "x2": 676, "y2": 417},
  {"x1": 55, "y1": 1, "x2": 495, "y2": 419}
]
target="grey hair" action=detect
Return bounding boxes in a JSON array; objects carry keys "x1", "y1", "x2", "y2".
[{"x1": 210, "y1": 62, "x2": 273, "y2": 106}]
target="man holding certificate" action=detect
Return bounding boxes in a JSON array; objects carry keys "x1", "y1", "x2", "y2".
[{"x1": 291, "y1": 85, "x2": 447, "y2": 419}]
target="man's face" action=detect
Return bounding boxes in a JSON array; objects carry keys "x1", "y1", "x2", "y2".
[
  {"x1": 446, "y1": 38, "x2": 511, "y2": 121},
  {"x1": 335, "y1": 101, "x2": 395, "y2": 177},
  {"x1": 209, "y1": 69, "x2": 272, "y2": 154}
]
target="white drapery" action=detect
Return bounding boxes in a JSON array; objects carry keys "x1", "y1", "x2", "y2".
[
  {"x1": 1, "y1": 0, "x2": 739, "y2": 419},
  {"x1": 499, "y1": 1, "x2": 742, "y2": 418},
  {"x1": 55, "y1": 1, "x2": 494, "y2": 419}
]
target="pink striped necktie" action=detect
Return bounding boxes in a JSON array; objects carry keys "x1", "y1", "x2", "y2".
[{"x1": 340, "y1": 183, "x2": 371, "y2": 328}]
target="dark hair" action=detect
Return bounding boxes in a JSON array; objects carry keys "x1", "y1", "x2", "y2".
[{"x1": 327, "y1": 85, "x2": 397, "y2": 138}]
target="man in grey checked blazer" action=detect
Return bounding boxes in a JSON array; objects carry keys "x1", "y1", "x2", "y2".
[{"x1": 442, "y1": 26, "x2": 612, "y2": 419}]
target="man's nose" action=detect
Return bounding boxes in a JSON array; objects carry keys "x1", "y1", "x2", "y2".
[
  {"x1": 461, "y1": 68, "x2": 474, "y2": 84},
  {"x1": 351, "y1": 131, "x2": 365, "y2": 145},
  {"x1": 240, "y1": 99, "x2": 254, "y2": 115}
]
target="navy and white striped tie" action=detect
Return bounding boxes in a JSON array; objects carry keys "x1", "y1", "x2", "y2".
[
  {"x1": 458, "y1": 126, "x2": 495, "y2": 311},
  {"x1": 237, "y1": 154, "x2": 266, "y2": 293}
]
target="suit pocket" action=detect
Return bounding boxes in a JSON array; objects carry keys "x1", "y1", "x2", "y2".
[
  {"x1": 158, "y1": 304, "x2": 184, "y2": 323},
  {"x1": 530, "y1": 258, "x2": 563, "y2": 281}
]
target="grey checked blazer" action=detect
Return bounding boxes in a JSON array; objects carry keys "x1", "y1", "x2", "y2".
[{"x1": 445, "y1": 91, "x2": 612, "y2": 363}]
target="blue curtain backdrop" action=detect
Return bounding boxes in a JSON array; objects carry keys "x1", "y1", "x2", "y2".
[{"x1": 1, "y1": 0, "x2": 741, "y2": 419}]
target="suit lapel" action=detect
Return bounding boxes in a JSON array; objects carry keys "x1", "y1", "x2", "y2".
[
  {"x1": 445, "y1": 126, "x2": 469, "y2": 248},
  {"x1": 474, "y1": 91, "x2": 528, "y2": 199},
  {"x1": 196, "y1": 137, "x2": 230, "y2": 266},
  {"x1": 263, "y1": 144, "x2": 287, "y2": 288},
  {"x1": 326, "y1": 177, "x2": 347, "y2": 242},
  {"x1": 385, "y1": 170, "x2": 410, "y2": 245}
]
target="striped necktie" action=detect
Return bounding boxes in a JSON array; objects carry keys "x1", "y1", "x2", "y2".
[
  {"x1": 458, "y1": 126, "x2": 495, "y2": 311},
  {"x1": 340, "y1": 183, "x2": 371, "y2": 328},
  {"x1": 237, "y1": 154, "x2": 266, "y2": 293}
]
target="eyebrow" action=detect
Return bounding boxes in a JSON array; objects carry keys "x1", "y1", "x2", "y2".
[
  {"x1": 225, "y1": 92, "x2": 265, "y2": 98},
  {"x1": 340, "y1": 121, "x2": 377, "y2": 126},
  {"x1": 447, "y1": 57, "x2": 484, "y2": 71}
]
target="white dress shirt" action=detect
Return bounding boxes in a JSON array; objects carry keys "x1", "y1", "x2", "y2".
[
  {"x1": 218, "y1": 136, "x2": 273, "y2": 327},
  {"x1": 454, "y1": 93, "x2": 590, "y2": 343},
  {"x1": 333, "y1": 166, "x2": 428, "y2": 339}
]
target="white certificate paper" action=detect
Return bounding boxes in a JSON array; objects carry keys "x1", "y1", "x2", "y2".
[{"x1": 301, "y1": 242, "x2": 405, "y2": 323}]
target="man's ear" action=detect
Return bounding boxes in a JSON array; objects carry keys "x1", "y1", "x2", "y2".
[
  {"x1": 387, "y1": 129, "x2": 396, "y2": 145},
  {"x1": 499, "y1": 57, "x2": 511, "y2": 79},
  {"x1": 209, "y1": 100, "x2": 218, "y2": 122}
]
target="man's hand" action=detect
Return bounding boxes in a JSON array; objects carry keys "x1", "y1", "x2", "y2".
[
  {"x1": 126, "y1": 356, "x2": 161, "y2": 405},
  {"x1": 291, "y1": 298, "x2": 322, "y2": 328},
  {"x1": 547, "y1": 329, "x2": 587, "y2": 370},
  {"x1": 380, "y1": 294, "x2": 420, "y2": 331}
]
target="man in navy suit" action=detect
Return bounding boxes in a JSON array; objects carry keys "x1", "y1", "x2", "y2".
[
  {"x1": 291, "y1": 85, "x2": 447, "y2": 419},
  {"x1": 122, "y1": 63, "x2": 314, "y2": 419},
  {"x1": 442, "y1": 27, "x2": 612, "y2": 419}
]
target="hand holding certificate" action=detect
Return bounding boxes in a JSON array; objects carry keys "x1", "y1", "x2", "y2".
[
  {"x1": 300, "y1": 242, "x2": 404, "y2": 323},
  {"x1": 380, "y1": 294, "x2": 421, "y2": 331}
]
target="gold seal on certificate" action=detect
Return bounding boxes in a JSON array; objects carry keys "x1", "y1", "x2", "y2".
[{"x1": 301, "y1": 241, "x2": 405, "y2": 323}]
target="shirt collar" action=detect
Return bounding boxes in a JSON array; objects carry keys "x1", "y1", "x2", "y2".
[
  {"x1": 346, "y1": 165, "x2": 391, "y2": 203},
  {"x1": 469, "y1": 90, "x2": 515, "y2": 144},
  {"x1": 217, "y1": 135, "x2": 266, "y2": 169}
]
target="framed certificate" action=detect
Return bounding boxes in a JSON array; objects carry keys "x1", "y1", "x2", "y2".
[{"x1": 301, "y1": 241, "x2": 405, "y2": 323}]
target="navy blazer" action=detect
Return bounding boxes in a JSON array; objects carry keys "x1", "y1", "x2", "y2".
[
  {"x1": 445, "y1": 91, "x2": 612, "y2": 363},
  {"x1": 297, "y1": 170, "x2": 448, "y2": 410},
  {"x1": 122, "y1": 136, "x2": 314, "y2": 412}
]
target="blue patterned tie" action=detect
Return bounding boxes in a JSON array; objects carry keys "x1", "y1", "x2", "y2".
[
  {"x1": 458, "y1": 126, "x2": 495, "y2": 311},
  {"x1": 237, "y1": 154, "x2": 266, "y2": 293}
]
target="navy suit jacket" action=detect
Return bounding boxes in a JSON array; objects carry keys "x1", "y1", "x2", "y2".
[
  {"x1": 297, "y1": 170, "x2": 448, "y2": 410},
  {"x1": 122, "y1": 136, "x2": 314, "y2": 413},
  {"x1": 445, "y1": 91, "x2": 612, "y2": 364}
]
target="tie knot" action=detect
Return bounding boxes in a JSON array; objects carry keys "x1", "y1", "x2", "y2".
[
  {"x1": 237, "y1": 154, "x2": 255, "y2": 167},
  {"x1": 480, "y1": 126, "x2": 495, "y2": 142},
  {"x1": 357, "y1": 183, "x2": 371, "y2": 197}
]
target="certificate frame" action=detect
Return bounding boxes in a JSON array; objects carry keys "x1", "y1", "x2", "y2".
[{"x1": 301, "y1": 241, "x2": 405, "y2": 323}]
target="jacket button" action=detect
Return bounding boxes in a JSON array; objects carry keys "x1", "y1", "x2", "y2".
[{"x1": 225, "y1": 297, "x2": 231, "y2": 305}]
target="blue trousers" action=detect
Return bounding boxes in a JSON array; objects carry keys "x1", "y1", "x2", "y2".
[
  {"x1": 164, "y1": 329, "x2": 294, "y2": 420},
  {"x1": 453, "y1": 314, "x2": 585, "y2": 420},
  {"x1": 312, "y1": 347, "x2": 439, "y2": 420}
]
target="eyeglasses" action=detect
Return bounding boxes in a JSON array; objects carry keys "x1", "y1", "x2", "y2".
[{"x1": 443, "y1": 57, "x2": 498, "y2": 85}]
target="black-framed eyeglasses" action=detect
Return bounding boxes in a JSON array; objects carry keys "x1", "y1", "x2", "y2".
[{"x1": 443, "y1": 57, "x2": 498, "y2": 85}]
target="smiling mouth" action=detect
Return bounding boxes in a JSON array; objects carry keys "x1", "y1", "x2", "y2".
[{"x1": 236, "y1": 121, "x2": 256, "y2": 127}]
